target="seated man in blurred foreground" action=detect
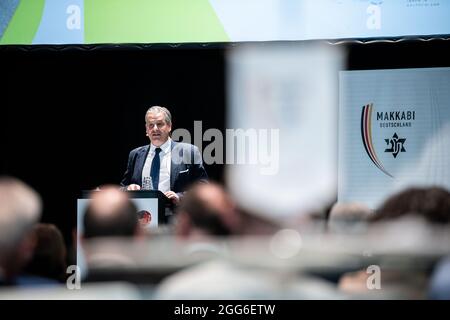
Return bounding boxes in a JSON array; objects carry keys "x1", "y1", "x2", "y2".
[
  {"x1": 83, "y1": 186, "x2": 141, "y2": 239},
  {"x1": 0, "y1": 177, "x2": 43, "y2": 286}
]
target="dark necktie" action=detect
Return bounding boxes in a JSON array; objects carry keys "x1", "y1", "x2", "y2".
[{"x1": 150, "y1": 147, "x2": 162, "y2": 190}]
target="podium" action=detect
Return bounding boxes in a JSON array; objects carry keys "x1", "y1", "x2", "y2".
[
  {"x1": 77, "y1": 190, "x2": 171, "y2": 235},
  {"x1": 76, "y1": 189, "x2": 172, "y2": 280}
]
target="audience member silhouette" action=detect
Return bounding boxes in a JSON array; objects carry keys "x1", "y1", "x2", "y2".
[
  {"x1": 175, "y1": 182, "x2": 242, "y2": 238},
  {"x1": 372, "y1": 186, "x2": 450, "y2": 224},
  {"x1": 0, "y1": 176, "x2": 43, "y2": 286},
  {"x1": 83, "y1": 186, "x2": 140, "y2": 239},
  {"x1": 23, "y1": 223, "x2": 67, "y2": 282}
]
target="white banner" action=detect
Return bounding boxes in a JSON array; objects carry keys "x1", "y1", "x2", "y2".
[{"x1": 339, "y1": 67, "x2": 450, "y2": 209}]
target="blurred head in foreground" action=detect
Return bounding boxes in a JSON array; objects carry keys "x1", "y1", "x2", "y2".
[
  {"x1": 0, "y1": 177, "x2": 42, "y2": 283},
  {"x1": 175, "y1": 182, "x2": 242, "y2": 238},
  {"x1": 23, "y1": 223, "x2": 67, "y2": 282},
  {"x1": 83, "y1": 186, "x2": 139, "y2": 238},
  {"x1": 372, "y1": 186, "x2": 450, "y2": 224},
  {"x1": 372, "y1": 187, "x2": 450, "y2": 300},
  {"x1": 339, "y1": 186, "x2": 450, "y2": 298}
]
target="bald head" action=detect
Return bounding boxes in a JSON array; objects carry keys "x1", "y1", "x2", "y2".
[
  {"x1": 373, "y1": 187, "x2": 450, "y2": 224},
  {"x1": 83, "y1": 186, "x2": 138, "y2": 238},
  {"x1": 0, "y1": 177, "x2": 41, "y2": 262},
  {"x1": 176, "y1": 183, "x2": 241, "y2": 236}
]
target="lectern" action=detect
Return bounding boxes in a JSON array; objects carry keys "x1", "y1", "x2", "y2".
[
  {"x1": 76, "y1": 189, "x2": 171, "y2": 280},
  {"x1": 77, "y1": 190, "x2": 169, "y2": 234}
]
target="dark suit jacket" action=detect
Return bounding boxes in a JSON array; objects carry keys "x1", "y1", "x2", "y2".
[{"x1": 120, "y1": 141, "x2": 208, "y2": 194}]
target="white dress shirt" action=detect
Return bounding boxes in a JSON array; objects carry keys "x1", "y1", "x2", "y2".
[{"x1": 142, "y1": 138, "x2": 172, "y2": 192}]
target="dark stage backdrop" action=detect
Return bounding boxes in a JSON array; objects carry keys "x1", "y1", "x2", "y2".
[{"x1": 1, "y1": 39, "x2": 449, "y2": 250}]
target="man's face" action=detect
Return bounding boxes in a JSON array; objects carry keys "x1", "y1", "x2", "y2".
[{"x1": 145, "y1": 112, "x2": 171, "y2": 147}]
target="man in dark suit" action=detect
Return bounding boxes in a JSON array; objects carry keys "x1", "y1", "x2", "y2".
[{"x1": 121, "y1": 106, "x2": 208, "y2": 204}]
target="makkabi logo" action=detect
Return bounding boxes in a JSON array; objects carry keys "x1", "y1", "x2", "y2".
[
  {"x1": 361, "y1": 104, "x2": 393, "y2": 178},
  {"x1": 384, "y1": 133, "x2": 406, "y2": 158}
]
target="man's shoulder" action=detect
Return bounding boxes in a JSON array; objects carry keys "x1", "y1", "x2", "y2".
[
  {"x1": 129, "y1": 145, "x2": 149, "y2": 155},
  {"x1": 171, "y1": 141, "x2": 199, "y2": 152}
]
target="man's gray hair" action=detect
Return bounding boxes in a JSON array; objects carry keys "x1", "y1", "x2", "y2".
[
  {"x1": 0, "y1": 176, "x2": 42, "y2": 257},
  {"x1": 145, "y1": 106, "x2": 172, "y2": 126}
]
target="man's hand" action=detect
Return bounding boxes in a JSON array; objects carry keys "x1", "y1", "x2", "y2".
[
  {"x1": 127, "y1": 184, "x2": 141, "y2": 191},
  {"x1": 164, "y1": 191, "x2": 180, "y2": 204}
]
